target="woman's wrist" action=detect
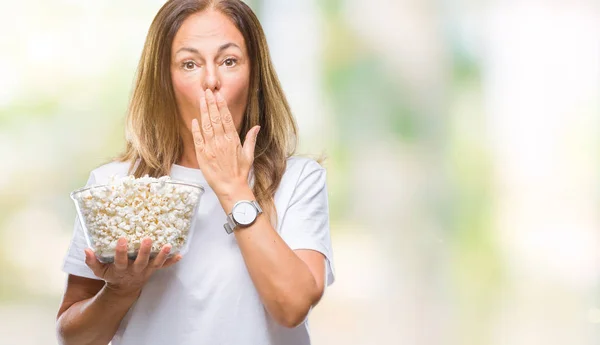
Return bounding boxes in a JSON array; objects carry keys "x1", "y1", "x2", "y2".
[
  {"x1": 218, "y1": 183, "x2": 256, "y2": 214},
  {"x1": 104, "y1": 282, "x2": 143, "y2": 300}
]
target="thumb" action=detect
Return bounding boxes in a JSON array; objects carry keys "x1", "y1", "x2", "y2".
[
  {"x1": 84, "y1": 248, "x2": 104, "y2": 278},
  {"x1": 242, "y1": 126, "x2": 260, "y2": 161}
]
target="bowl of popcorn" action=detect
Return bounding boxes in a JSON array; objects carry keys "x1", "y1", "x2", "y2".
[{"x1": 70, "y1": 175, "x2": 204, "y2": 263}]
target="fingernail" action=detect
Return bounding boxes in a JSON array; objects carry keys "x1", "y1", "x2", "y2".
[
  {"x1": 192, "y1": 118, "x2": 199, "y2": 130},
  {"x1": 118, "y1": 238, "x2": 126, "y2": 246},
  {"x1": 215, "y1": 91, "x2": 224, "y2": 102},
  {"x1": 255, "y1": 126, "x2": 261, "y2": 137}
]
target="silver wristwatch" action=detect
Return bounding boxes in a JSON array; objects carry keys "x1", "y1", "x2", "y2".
[{"x1": 224, "y1": 200, "x2": 263, "y2": 234}]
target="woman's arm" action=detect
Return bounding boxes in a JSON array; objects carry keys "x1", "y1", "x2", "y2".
[
  {"x1": 57, "y1": 238, "x2": 180, "y2": 344},
  {"x1": 221, "y1": 187, "x2": 326, "y2": 328},
  {"x1": 57, "y1": 275, "x2": 140, "y2": 345},
  {"x1": 190, "y1": 89, "x2": 329, "y2": 328}
]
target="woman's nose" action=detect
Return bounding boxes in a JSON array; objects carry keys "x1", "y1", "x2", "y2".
[{"x1": 202, "y1": 68, "x2": 221, "y2": 92}]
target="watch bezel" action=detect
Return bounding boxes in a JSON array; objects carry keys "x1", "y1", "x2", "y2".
[{"x1": 231, "y1": 200, "x2": 258, "y2": 226}]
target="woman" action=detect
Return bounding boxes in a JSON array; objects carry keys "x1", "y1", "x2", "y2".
[{"x1": 56, "y1": 1, "x2": 335, "y2": 344}]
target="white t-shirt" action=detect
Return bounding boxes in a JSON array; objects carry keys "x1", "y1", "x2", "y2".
[{"x1": 62, "y1": 156, "x2": 335, "y2": 345}]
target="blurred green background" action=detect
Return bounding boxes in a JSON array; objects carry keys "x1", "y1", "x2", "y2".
[{"x1": 1, "y1": 0, "x2": 600, "y2": 344}]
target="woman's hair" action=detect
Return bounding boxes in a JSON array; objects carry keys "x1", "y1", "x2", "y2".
[{"x1": 117, "y1": 0, "x2": 298, "y2": 221}]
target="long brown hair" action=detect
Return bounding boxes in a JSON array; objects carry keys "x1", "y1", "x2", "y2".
[{"x1": 117, "y1": 0, "x2": 298, "y2": 220}]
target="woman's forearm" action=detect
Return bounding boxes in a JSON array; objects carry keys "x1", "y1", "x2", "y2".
[
  {"x1": 57, "y1": 285, "x2": 140, "y2": 345},
  {"x1": 235, "y1": 215, "x2": 319, "y2": 327},
  {"x1": 221, "y1": 188, "x2": 321, "y2": 328}
]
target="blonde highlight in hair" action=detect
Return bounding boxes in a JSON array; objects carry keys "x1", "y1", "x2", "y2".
[{"x1": 117, "y1": 0, "x2": 297, "y2": 223}]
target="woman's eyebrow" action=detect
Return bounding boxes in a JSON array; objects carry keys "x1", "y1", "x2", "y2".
[{"x1": 175, "y1": 42, "x2": 242, "y2": 55}]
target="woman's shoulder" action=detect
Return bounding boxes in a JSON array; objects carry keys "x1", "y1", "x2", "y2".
[
  {"x1": 285, "y1": 155, "x2": 325, "y2": 177},
  {"x1": 273, "y1": 155, "x2": 328, "y2": 216},
  {"x1": 89, "y1": 160, "x2": 133, "y2": 185},
  {"x1": 278, "y1": 155, "x2": 326, "y2": 193}
]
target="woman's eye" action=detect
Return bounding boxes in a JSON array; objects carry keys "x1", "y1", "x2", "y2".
[
  {"x1": 223, "y1": 58, "x2": 237, "y2": 67},
  {"x1": 183, "y1": 61, "x2": 196, "y2": 70}
]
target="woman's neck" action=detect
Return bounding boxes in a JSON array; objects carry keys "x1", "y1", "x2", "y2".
[{"x1": 177, "y1": 132, "x2": 200, "y2": 169}]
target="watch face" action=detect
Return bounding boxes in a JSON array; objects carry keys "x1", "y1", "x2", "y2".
[{"x1": 232, "y1": 201, "x2": 258, "y2": 225}]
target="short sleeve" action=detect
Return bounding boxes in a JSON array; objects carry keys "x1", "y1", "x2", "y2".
[
  {"x1": 279, "y1": 161, "x2": 336, "y2": 287},
  {"x1": 61, "y1": 172, "x2": 103, "y2": 280}
]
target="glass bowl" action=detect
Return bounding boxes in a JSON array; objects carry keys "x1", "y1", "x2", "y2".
[{"x1": 70, "y1": 179, "x2": 204, "y2": 263}]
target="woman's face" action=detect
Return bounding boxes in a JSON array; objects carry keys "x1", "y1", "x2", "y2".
[{"x1": 171, "y1": 10, "x2": 250, "y2": 134}]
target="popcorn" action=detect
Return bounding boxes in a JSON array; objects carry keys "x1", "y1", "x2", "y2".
[{"x1": 72, "y1": 175, "x2": 203, "y2": 261}]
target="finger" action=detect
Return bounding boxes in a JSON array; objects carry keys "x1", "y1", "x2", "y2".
[
  {"x1": 161, "y1": 254, "x2": 183, "y2": 269},
  {"x1": 215, "y1": 91, "x2": 238, "y2": 140},
  {"x1": 133, "y1": 237, "x2": 152, "y2": 272},
  {"x1": 199, "y1": 92, "x2": 213, "y2": 139},
  {"x1": 150, "y1": 244, "x2": 171, "y2": 269},
  {"x1": 242, "y1": 125, "x2": 261, "y2": 162},
  {"x1": 205, "y1": 89, "x2": 224, "y2": 136},
  {"x1": 114, "y1": 237, "x2": 129, "y2": 271},
  {"x1": 191, "y1": 119, "x2": 205, "y2": 154},
  {"x1": 84, "y1": 248, "x2": 105, "y2": 278}
]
